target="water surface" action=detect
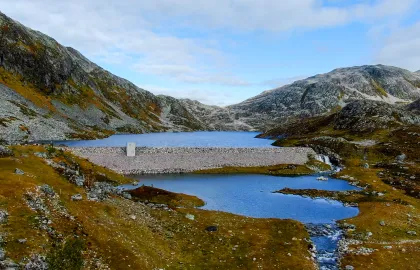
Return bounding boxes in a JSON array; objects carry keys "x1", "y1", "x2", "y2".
[
  {"x1": 122, "y1": 173, "x2": 359, "y2": 224},
  {"x1": 56, "y1": 131, "x2": 274, "y2": 147}
]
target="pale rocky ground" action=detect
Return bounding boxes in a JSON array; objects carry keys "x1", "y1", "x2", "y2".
[{"x1": 70, "y1": 147, "x2": 316, "y2": 174}]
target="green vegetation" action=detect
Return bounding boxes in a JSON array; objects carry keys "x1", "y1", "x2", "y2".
[
  {"x1": 371, "y1": 79, "x2": 388, "y2": 97},
  {"x1": 195, "y1": 164, "x2": 315, "y2": 176},
  {"x1": 46, "y1": 238, "x2": 85, "y2": 270},
  {"x1": 0, "y1": 145, "x2": 315, "y2": 269}
]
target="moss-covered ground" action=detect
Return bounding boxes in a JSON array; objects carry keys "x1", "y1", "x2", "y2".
[
  {"x1": 266, "y1": 121, "x2": 420, "y2": 269},
  {"x1": 0, "y1": 145, "x2": 315, "y2": 269}
]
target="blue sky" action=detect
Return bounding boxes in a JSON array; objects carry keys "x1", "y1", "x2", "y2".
[{"x1": 1, "y1": 0, "x2": 420, "y2": 105}]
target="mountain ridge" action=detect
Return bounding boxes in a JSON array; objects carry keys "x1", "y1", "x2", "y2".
[
  {"x1": 2, "y1": 10, "x2": 420, "y2": 142},
  {"x1": 0, "y1": 11, "x2": 239, "y2": 142},
  {"x1": 229, "y1": 64, "x2": 420, "y2": 130}
]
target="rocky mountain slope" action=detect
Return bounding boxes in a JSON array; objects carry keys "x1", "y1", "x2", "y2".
[
  {"x1": 230, "y1": 65, "x2": 420, "y2": 130},
  {"x1": 2, "y1": 10, "x2": 420, "y2": 142},
  {"x1": 259, "y1": 99, "x2": 420, "y2": 138},
  {"x1": 0, "y1": 11, "x2": 238, "y2": 143}
]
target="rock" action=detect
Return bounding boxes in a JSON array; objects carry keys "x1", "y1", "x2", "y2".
[
  {"x1": 40, "y1": 184, "x2": 55, "y2": 197},
  {"x1": 129, "y1": 215, "x2": 136, "y2": 220},
  {"x1": 0, "y1": 210, "x2": 8, "y2": 224},
  {"x1": 15, "y1": 168, "x2": 25, "y2": 175},
  {"x1": 122, "y1": 193, "x2": 132, "y2": 200},
  {"x1": 407, "y1": 231, "x2": 417, "y2": 236},
  {"x1": 317, "y1": 176, "x2": 328, "y2": 181},
  {"x1": 34, "y1": 152, "x2": 48, "y2": 159},
  {"x1": 287, "y1": 253, "x2": 291, "y2": 256},
  {"x1": 410, "y1": 176, "x2": 416, "y2": 180},
  {"x1": 18, "y1": 239, "x2": 27, "y2": 244},
  {"x1": 345, "y1": 265, "x2": 354, "y2": 270},
  {"x1": 396, "y1": 154, "x2": 407, "y2": 162},
  {"x1": 0, "y1": 248, "x2": 5, "y2": 260},
  {"x1": 185, "y1": 214, "x2": 195, "y2": 221},
  {"x1": 384, "y1": 246, "x2": 393, "y2": 249},
  {"x1": 367, "y1": 232, "x2": 373, "y2": 238},
  {"x1": 0, "y1": 146, "x2": 13, "y2": 158},
  {"x1": 379, "y1": 221, "x2": 385, "y2": 226},
  {"x1": 71, "y1": 194, "x2": 83, "y2": 201},
  {"x1": 363, "y1": 163, "x2": 369, "y2": 169},
  {"x1": 205, "y1": 226, "x2": 218, "y2": 232},
  {"x1": 24, "y1": 254, "x2": 48, "y2": 270},
  {"x1": 74, "y1": 176, "x2": 85, "y2": 187}
]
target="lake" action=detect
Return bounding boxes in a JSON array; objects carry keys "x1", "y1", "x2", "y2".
[
  {"x1": 55, "y1": 131, "x2": 275, "y2": 147},
  {"x1": 122, "y1": 173, "x2": 359, "y2": 224}
]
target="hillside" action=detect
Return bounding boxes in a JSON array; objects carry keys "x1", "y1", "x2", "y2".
[
  {"x1": 0, "y1": 11, "x2": 240, "y2": 143},
  {"x1": 230, "y1": 65, "x2": 420, "y2": 130}
]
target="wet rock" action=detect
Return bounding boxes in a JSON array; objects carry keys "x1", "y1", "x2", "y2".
[
  {"x1": 205, "y1": 226, "x2": 218, "y2": 232},
  {"x1": 40, "y1": 184, "x2": 55, "y2": 197},
  {"x1": 0, "y1": 210, "x2": 8, "y2": 224},
  {"x1": 185, "y1": 214, "x2": 195, "y2": 221},
  {"x1": 71, "y1": 194, "x2": 83, "y2": 201},
  {"x1": 407, "y1": 231, "x2": 417, "y2": 236},
  {"x1": 15, "y1": 168, "x2": 25, "y2": 175},
  {"x1": 24, "y1": 254, "x2": 48, "y2": 270},
  {"x1": 0, "y1": 146, "x2": 13, "y2": 158}
]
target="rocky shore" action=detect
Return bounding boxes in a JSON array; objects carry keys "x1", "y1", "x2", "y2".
[{"x1": 69, "y1": 147, "x2": 316, "y2": 175}]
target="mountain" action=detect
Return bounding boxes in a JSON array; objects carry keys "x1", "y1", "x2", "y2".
[
  {"x1": 0, "y1": 11, "x2": 239, "y2": 143},
  {"x1": 259, "y1": 99, "x2": 420, "y2": 138},
  {"x1": 229, "y1": 65, "x2": 420, "y2": 130}
]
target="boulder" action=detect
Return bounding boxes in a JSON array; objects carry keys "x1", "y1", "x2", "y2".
[
  {"x1": 15, "y1": 168, "x2": 25, "y2": 175},
  {"x1": 205, "y1": 226, "x2": 218, "y2": 232},
  {"x1": 71, "y1": 194, "x2": 83, "y2": 201},
  {"x1": 0, "y1": 146, "x2": 13, "y2": 158},
  {"x1": 0, "y1": 210, "x2": 8, "y2": 224}
]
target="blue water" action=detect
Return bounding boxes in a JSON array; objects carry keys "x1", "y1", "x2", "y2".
[
  {"x1": 55, "y1": 131, "x2": 275, "y2": 147},
  {"x1": 122, "y1": 174, "x2": 359, "y2": 224}
]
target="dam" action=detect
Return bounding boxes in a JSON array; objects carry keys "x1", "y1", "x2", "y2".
[{"x1": 69, "y1": 146, "x2": 317, "y2": 175}]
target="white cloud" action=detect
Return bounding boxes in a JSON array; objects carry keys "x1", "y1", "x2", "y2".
[
  {"x1": 375, "y1": 21, "x2": 420, "y2": 71},
  {"x1": 0, "y1": 0, "x2": 419, "y2": 103}
]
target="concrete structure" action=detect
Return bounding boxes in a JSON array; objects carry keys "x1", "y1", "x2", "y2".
[
  {"x1": 126, "y1": 142, "x2": 136, "y2": 157},
  {"x1": 70, "y1": 147, "x2": 317, "y2": 175}
]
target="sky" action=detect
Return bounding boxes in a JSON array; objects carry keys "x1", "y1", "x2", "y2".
[{"x1": 1, "y1": 0, "x2": 420, "y2": 106}]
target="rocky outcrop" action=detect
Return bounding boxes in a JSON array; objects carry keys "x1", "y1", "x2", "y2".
[
  {"x1": 260, "y1": 99, "x2": 420, "y2": 138},
  {"x1": 334, "y1": 100, "x2": 420, "y2": 132},
  {"x1": 229, "y1": 65, "x2": 420, "y2": 130}
]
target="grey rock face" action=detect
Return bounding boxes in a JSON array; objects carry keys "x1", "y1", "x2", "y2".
[
  {"x1": 229, "y1": 65, "x2": 420, "y2": 130},
  {"x1": 0, "y1": 146, "x2": 13, "y2": 158},
  {"x1": 24, "y1": 255, "x2": 48, "y2": 270},
  {"x1": 0, "y1": 210, "x2": 8, "y2": 224},
  {"x1": 40, "y1": 184, "x2": 55, "y2": 197}
]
